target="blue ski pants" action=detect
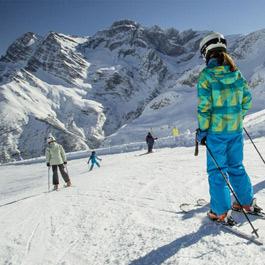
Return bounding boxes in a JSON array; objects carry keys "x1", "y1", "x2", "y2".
[
  {"x1": 206, "y1": 132, "x2": 253, "y2": 215},
  {"x1": 89, "y1": 161, "x2": 100, "y2": 171}
]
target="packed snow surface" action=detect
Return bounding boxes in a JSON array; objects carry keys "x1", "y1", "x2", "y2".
[{"x1": 1, "y1": 138, "x2": 265, "y2": 265}]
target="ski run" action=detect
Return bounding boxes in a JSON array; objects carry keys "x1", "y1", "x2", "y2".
[{"x1": 1, "y1": 138, "x2": 265, "y2": 264}]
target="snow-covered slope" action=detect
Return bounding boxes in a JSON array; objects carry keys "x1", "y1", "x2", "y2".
[
  {"x1": 1, "y1": 139, "x2": 265, "y2": 264},
  {"x1": 0, "y1": 32, "x2": 105, "y2": 162},
  {"x1": 1, "y1": 20, "x2": 265, "y2": 162}
]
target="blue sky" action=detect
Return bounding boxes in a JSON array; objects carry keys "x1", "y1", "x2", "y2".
[{"x1": 1, "y1": 0, "x2": 265, "y2": 56}]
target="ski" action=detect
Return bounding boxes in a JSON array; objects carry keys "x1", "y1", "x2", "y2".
[
  {"x1": 48, "y1": 185, "x2": 71, "y2": 193},
  {"x1": 179, "y1": 198, "x2": 208, "y2": 213},
  {"x1": 180, "y1": 199, "x2": 265, "y2": 219},
  {"x1": 63, "y1": 184, "x2": 75, "y2": 188},
  {"x1": 48, "y1": 188, "x2": 59, "y2": 192},
  {"x1": 232, "y1": 208, "x2": 265, "y2": 219},
  {"x1": 179, "y1": 199, "x2": 264, "y2": 245},
  {"x1": 212, "y1": 220, "x2": 263, "y2": 246}
]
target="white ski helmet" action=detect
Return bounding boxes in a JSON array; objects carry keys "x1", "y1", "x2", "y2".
[{"x1": 199, "y1": 32, "x2": 227, "y2": 59}]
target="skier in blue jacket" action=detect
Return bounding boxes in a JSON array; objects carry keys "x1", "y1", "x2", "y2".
[
  {"x1": 196, "y1": 32, "x2": 262, "y2": 224},
  {"x1": 87, "y1": 151, "x2": 102, "y2": 171}
]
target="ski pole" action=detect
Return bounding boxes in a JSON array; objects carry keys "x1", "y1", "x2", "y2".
[
  {"x1": 48, "y1": 167, "x2": 51, "y2": 192},
  {"x1": 194, "y1": 130, "x2": 199, "y2": 156},
  {"x1": 205, "y1": 143, "x2": 259, "y2": 238},
  {"x1": 244, "y1": 127, "x2": 265, "y2": 165},
  {"x1": 65, "y1": 164, "x2": 69, "y2": 175}
]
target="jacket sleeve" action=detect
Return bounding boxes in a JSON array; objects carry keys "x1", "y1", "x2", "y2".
[
  {"x1": 197, "y1": 71, "x2": 212, "y2": 131},
  {"x1": 59, "y1": 145, "x2": 67, "y2": 162},
  {"x1": 45, "y1": 147, "x2": 51, "y2": 163},
  {"x1": 241, "y1": 74, "x2": 252, "y2": 118}
]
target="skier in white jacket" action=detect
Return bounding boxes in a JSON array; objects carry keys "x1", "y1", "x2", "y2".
[{"x1": 45, "y1": 136, "x2": 71, "y2": 190}]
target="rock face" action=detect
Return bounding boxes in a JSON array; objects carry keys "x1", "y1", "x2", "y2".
[
  {"x1": 26, "y1": 32, "x2": 89, "y2": 84},
  {"x1": 78, "y1": 20, "x2": 204, "y2": 135},
  {"x1": 0, "y1": 31, "x2": 105, "y2": 162},
  {"x1": 2, "y1": 32, "x2": 42, "y2": 64},
  {"x1": 1, "y1": 20, "x2": 265, "y2": 162}
]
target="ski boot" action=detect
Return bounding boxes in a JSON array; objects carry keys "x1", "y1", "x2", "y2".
[
  {"x1": 64, "y1": 181, "x2": 72, "y2": 188},
  {"x1": 208, "y1": 209, "x2": 237, "y2": 226},
  {"x1": 232, "y1": 198, "x2": 263, "y2": 214}
]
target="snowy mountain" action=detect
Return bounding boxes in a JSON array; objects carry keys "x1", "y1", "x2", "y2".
[
  {"x1": 1, "y1": 20, "x2": 265, "y2": 162},
  {"x1": 1, "y1": 140, "x2": 265, "y2": 264}
]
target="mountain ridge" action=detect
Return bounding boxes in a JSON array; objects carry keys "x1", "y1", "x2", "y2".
[{"x1": 1, "y1": 20, "x2": 265, "y2": 162}]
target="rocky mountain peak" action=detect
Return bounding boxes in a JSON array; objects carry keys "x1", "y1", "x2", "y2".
[
  {"x1": 43, "y1": 31, "x2": 79, "y2": 47},
  {"x1": 25, "y1": 31, "x2": 88, "y2": 83},
  {"x1": 110, "y1": 19, "x2": 140, "y2": 30},
  {"x1": 231, "y1": 29, "x2": 265, "y2": 60},
  {"x1": 1, "y1": 32, "x2": 41, "y2": 64},
  {"x1": 83, "y1": 21, "x2": 201, "y2": 58}
]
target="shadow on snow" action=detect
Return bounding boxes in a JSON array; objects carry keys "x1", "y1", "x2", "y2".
[
  {"x1": 129, "y1": 221, "x2": 219, "y2": 265},
  {"x1": 129, "y1": 178, "x2": 265, "y2": 265}
]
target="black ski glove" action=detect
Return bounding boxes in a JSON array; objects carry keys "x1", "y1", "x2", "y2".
[
  {"x1": 46, "y1": 162, "x2": 50, "y2": 167},
  {"x1": 64, "y1": 161, "x2": 67, "y2": 164}
]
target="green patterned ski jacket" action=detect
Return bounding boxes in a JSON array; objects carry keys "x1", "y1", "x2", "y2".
[{"x1": 197, "y1": 65, "x2": 252, "y2": 133}]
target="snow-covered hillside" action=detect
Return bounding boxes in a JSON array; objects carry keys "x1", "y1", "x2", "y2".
[
  {"x1": 1, "y1": 20, "x2": 265, "y2": 162},
  {"x1": 1, "y1": 137, "x2": 265, "y2": 264}
]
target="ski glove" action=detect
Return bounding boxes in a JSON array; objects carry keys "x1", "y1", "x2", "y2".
[
  {"x1": 196, "y1": 129, "x2": 207, "y2": 145},
  {"x1": 46, "y1": 162, "x2": 50, "y2": 167},
  {"x1": 64, "y1": 161, "x2": 67, "y2": 164}
]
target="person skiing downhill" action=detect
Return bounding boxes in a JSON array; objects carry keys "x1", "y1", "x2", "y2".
[
  {"x1": 87, "y1": 151, "x2": 102, "y2": 171},
  {"x1": 45, "y1": 136, "x2": 71, "y2": 190},
  {"x1": 196, "y1": 32, "x2": 262, "y2": 224},
  {"x1": 145, "y1": 132, "x2": 157, "y2": 153}
]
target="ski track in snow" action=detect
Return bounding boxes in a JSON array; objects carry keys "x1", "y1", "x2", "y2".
[{"x1": 1, "y1": 142, "x2": 265, "y2": 264}]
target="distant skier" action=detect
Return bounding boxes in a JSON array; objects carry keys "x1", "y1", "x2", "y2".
[
  {"x1": 196, "y1": 32, "x2": 261, "y2": 225},
  {"x1": 45, "y1": 136, "x2": 72, "y2": 190},
  {"x1": 87, "y1": 151, "x2": 102, "y2": 171},
  {"x1": 145, "y1": 132, "x2": 157, "y2": 153}
]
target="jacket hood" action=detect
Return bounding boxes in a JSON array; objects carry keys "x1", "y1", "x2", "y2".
[
  {"x1": 47, "y1": 136, "x2": 56, "y2": 144},
  {"x1": 206, "y1": 65, "x2": 240, "y2": 85}
]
